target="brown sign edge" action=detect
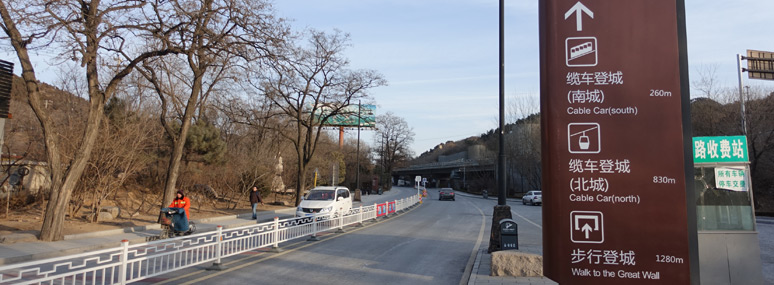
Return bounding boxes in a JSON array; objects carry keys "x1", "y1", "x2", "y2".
[{"x1": 676, "y1": 0, "x2": 701, "y2": 283}]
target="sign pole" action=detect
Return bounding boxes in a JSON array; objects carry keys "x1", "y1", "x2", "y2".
[
  {"x1": 737, "y1": 54, "x2": 748, "y2": 136},
  {"x1": 0, "y1": 60, "x2": 12, "y2": 215}
]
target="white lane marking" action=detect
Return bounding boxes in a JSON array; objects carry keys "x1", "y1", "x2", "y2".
[
  {"x1": 460, "y1": 201, "x2": 486, "y2": 285},
  {"x1": 512, "y1": 209, "x2": 542, "y2": 229}
]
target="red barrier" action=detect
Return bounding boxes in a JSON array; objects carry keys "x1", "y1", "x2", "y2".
[{"x1": 376, "y1": 203, "x2": 388, "y2": 217}]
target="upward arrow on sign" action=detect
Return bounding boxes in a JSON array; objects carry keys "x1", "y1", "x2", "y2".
[{"x1": 564, "y1": 1, "x2": 594, "y2": 32}]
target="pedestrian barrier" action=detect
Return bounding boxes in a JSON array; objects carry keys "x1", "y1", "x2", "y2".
[{"x1": 0, "y1": 195, "x2": 421, "y2": 284}]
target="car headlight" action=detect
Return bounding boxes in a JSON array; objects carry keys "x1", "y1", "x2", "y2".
[
  {"x1": 297, "y1": 206, "x2": 303, "y2": 211},
  {"x1": 320, "y1": 206, "x2": 333, "y2": 213}
]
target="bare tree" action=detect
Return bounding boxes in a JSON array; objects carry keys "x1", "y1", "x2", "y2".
[
  {"x1": 0, "y1": 0, "x2": 183, "y2": 241},
  {"x1": 137, "y1": 0, "x2": 287, "y2": 210},
  {"x1": 505, "y1": 96, "x2": 541, "y2": 193},
  {"x1": 75, "y1": 97, "x2": 154, "y2": 222},
  {"x1": 741, "y1": 87, "x2": 774, "y2": 206},
  {"x1": 506, "y1": 114, "x2": 541, "y2": 193},
  {"x1": 254, "y1": 30, "x2": 386, "y2": 206},
  {"x1": 374, "y1": 112, "x2": 414, "y2": 189},
  {"x1": 215, "y1": 93, "x2": 290, "y2": 206}
]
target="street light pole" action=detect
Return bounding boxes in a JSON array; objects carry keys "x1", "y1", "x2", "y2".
[
  {"x1": 356, "y1": 101, "x2": 361, "y2": 192},
  {"x1": 488, "y1": 0, "x2": 513, "y2": 253},
  {"x1": 497, "y1": 0, "x2": 507, "y2": 206}
]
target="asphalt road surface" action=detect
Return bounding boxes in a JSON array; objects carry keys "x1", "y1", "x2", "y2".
[
  {"x1": 758, "y1": 216, "x2": 774, "y2": 284},
  {"x1": 140, "y1": 187, "x2": 544, "y2": 285}
]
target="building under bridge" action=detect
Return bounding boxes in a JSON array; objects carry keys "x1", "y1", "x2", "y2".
[{"x1": 393, "y1": 145, "x2": 495, "y2": 190}]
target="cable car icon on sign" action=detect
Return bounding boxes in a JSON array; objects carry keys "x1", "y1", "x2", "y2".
[
  {"x1": 568, "y1": 123, "x2": 600, "y2": 154},
  {"x1": 566, "y1": 37, "x2": 597, "y2": 67},
  {"x1": 579, "y1": 134, "x2": 590, "y2": 150}
]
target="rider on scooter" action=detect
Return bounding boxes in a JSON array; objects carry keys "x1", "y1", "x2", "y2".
[{"x1": 162, "y1": 190, "x2": 191, "y2": 233}]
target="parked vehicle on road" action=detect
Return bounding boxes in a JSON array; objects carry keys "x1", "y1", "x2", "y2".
[
  {"x1": 439, "y1": 188, "x2": 455, "y2": 201},
  {"x1": 522, "y1": 191, "x2": 542, "y2": 206},
  {"x1": 296, "y1": 186, "x2": 353, "y2": 217}
]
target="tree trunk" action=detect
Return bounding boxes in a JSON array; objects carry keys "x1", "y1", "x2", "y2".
[
  {"x1": 40, "y1": 37, "x2": 106, "y2": 241},
  {"x1": 1, "y1": 2, "x2": 84, "y2": 241},
  {"x1": 161, "y1": 69, "x2": 203, "y2": 208},
  {"x1": 295, "y1": 147, "x2": 306, "y2": 207}
]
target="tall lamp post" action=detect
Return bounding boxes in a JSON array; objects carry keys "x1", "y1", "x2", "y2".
[
  {"x1": 356, "y1": 101, "x2": 361, "y2": 193},
  {"x1": 488, "y1": 0, "x2": 514, "y2": 253}
]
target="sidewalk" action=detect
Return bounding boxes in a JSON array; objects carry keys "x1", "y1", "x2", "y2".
[
  {"x1": 0, "y1": 207, "x2": 299, "y2": 266},
  {"x1": 464, "y1": 207, "x2": 558, "y2": 285},
  {"x1": 0, "y1": 191, "x2": 401, "y2": 266}
]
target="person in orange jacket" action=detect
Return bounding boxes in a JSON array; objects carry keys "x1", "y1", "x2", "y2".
[{"x1": 169, "y1": 190, "x2": 191, "y2": 220}]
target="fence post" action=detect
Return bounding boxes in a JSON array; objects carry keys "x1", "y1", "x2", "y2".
[
  {"x1": 271, "y1": 217, "x2": 283, "y2": 252},
  {"x1": 357, "y1": 205, "x2": 364, "y2": 227},
  {"x1": 207, "y1": 226, "x2": 225, "y2": 271},
  {"x1": 336, "y1": 209, "x2": 345, "y2": 233},
  {"x1": 308, "y1": 213, "x2": 320, "y2": 241},
  {"x1": 383, "y1": 201, "x2": 390, "y2": 219},
  {"x1": 373, "y1": 203, "x2": 378, "y2": 221},
  {"x1": 119, "y1": 239, "x2": 129, "y2": 285}
]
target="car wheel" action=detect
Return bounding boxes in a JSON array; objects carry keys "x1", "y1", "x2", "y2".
[{"x1": 522, "y1": 199, "x2": 527, "y2": 205}]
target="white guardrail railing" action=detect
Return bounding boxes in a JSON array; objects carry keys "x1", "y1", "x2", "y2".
[{"x1": 0, "y1": 195, "x2": 421, "y2": 284}]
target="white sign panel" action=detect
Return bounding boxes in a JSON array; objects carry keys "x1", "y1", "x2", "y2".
[{"x1": 714, "y1": 167, "x2": 747, "y2": 192}]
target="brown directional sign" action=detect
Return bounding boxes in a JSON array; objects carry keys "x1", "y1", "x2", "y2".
[
  {"x1": 0, "y1": 60, "x2": 12, "y2": 118},
  {"x1": 539, "y1": 0, "x2": 697, "y2": 284},
  {"x1": 745, "y1": 49, "x2": 774, "y2": 80}
]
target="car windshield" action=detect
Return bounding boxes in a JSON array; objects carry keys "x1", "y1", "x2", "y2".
[{"x1": 306, "y1": 190, "x2": 335, "y2": 201}]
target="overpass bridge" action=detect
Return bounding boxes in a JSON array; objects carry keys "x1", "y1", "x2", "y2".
[{"x1": 393, "y1": 158, "x2": 494, "y2": 189}]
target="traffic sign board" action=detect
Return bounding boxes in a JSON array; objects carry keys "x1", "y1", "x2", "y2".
[
  {"x1": 745, "y1": 49, "x2": 774, "y2": 80},
  {"x1": 540, "y1": 0, "x2": 696, "y2": 283},
  {"x1": 693, "y1": 136, "x2": 748, "y2": 164}
]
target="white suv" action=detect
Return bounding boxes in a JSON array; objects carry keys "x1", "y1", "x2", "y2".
[{"x1": 296, "y1": 186, "x2": 353, "y2": 217}]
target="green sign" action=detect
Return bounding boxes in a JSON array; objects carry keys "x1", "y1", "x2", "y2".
[
  {"x1": 693, "y1": 136, "x2": 748, "y2": 163},
  {"x1": 323, "y1": 104, "x2": 375, "y2": 128},
  {"x1": 310, "y1": 104, "x2": 376, "y2": 128}
]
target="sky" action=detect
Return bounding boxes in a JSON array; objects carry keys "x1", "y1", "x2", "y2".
[
  {"x1": 272, "y1": 0, "x2": 774, "y2": 155},
  {"x1": 4, "y1": 0, "x2": 774, "y2": 156}
]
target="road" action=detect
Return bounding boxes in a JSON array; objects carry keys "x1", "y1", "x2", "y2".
[
  {"x1": 140, "y1": 187, "x2": 544, "y2": 285},
  {"x1": 758, "y1": 216, "x2": 774, "y2": 284},
  {"x1": 133, "y1": 187, "x2": 774, "y2": 284}
]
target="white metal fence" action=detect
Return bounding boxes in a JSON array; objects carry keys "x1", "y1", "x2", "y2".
[{"x1": 0, "y1": 195, "x2": 421, "y2": 284}]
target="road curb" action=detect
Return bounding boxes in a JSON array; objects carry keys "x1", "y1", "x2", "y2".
[
  {"x1": 63, "y1": 224, "x2": 162, "y2": 240},
  {"x1": 467, "y1": 248, "x2": 486, "y2": 285}
]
